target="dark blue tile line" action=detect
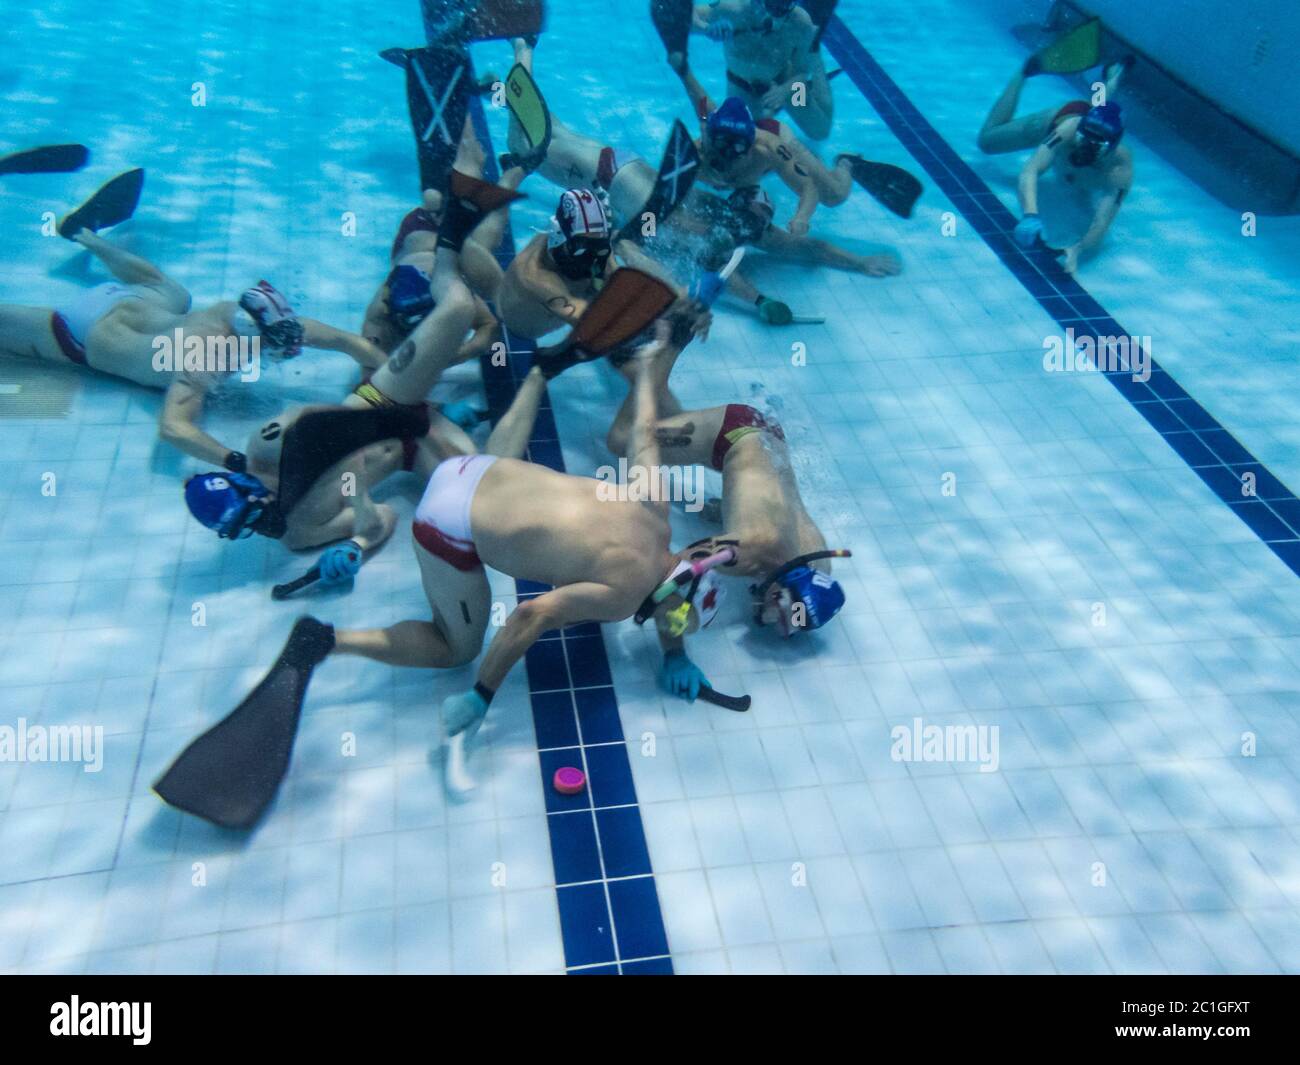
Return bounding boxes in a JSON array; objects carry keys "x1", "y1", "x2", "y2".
[
  {"x1": 464, "y1": 92, "x2": 672, "y2": 974},
  {"x1": 823, "y1": 17, "x2": 1300, "y2": 576}
]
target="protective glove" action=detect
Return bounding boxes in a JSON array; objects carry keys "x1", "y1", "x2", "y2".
[
  {"x1": 1013, "y1": 213, "x2": 1044, "y2": 250},
  {"x1": 756, "y1": 296, "x2": 793, "y2": 325},
  {"x1": 659, "y1": 649, "x2": 709, "y2": 703},
  {"x1": 442, "y1": 688, "x2": 489, "y2": 738},
  {"x1": 316, "y1": 540, "x2": 363, "y2": 586}
]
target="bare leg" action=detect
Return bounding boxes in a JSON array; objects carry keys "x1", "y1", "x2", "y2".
[
  {"x1": 785, "y1": 52, "x2": 833, "y2": 141},
  {"x1": 0, "y1": 304, "x2": 65, "y2": 362},
  {"x1": 606, "y1": 343, "x2": 686, "y2": 455},
  {"x1": 365, "y1": 247, "x2": 476, "y2": 404},
  {"x1": 332, "y1": 620, "x2": 462, "y2": 668},
  {"x1": 760, "y1": 225, "x2": 901, "y2": 276},
  {"x1": 70, "y1": 231, "x2": 192, "y2": 312},
  {"x1": 483, "y1": 366, "x2": 546, "y2": 458},
  {"x1": 978, "y1": 71, "x2": 1060, "y2": 154}
]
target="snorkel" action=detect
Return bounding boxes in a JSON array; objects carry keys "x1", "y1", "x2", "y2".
[
  {"x1": 751, "y1": 549, "x2": 852, "y2": 636},
  {"x1": 634, "y1": 546, "x2": 736, "y2": 635}
]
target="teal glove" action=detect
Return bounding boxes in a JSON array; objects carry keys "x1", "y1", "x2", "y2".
[
  {"x1": 756, "y1": 296, "x2": 793, "y2": 325},
  {"x1": 441, "y1": 400, "x2": 486, "y2": 431},
  {"x1": 659, "y1": 649, "x2": 708, "y2": 703},
  {"x1": 1013, "y1": 214, "x2": 1044, "y2": 250},
  {"x1": 317, "y1": 540, "x2": 362, "y2": 586},
  {"x1": 442, "y1": 688, "x2": 489, "y2": 737}
]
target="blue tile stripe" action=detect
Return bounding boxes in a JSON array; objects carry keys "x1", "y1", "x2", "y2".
[
  {"x1": 823, "y1": 16, "x2": 1300, "y2": 576},
  {"x1": 462, "y1": 93, "x2": 672, "y2": 974}
]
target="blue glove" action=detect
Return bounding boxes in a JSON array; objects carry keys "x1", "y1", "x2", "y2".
[
  {"x1": 1013, "y1": 213, "x2": 1044, "y2": 250},
  {"x1": 442, "y1": 688, "x2": 489, "y2": 737},
  {"x1": 688, "y1": 270, "x2": 726, "y2": 307},
  {"x1": 705, "y1": 17, "x2": 734, "y2": 41},
  {"x1": 659, "y1": 649, "x2": 708, "y2": 703},
  {"x1": 441, "y1": 400, "x2": 485, "y2": 431},
  {"x1": 317, "y1": 540, "x2": 363, "y2": 586}
]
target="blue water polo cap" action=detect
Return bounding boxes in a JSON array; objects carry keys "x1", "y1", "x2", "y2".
[
  {"x1": 184, "y1": 471, "x2": 272, "y2": 539},
  {"x1": 1080, "y1": 102, "x2": 1124, "y2": 148},
  {"x1": 706, "y1": 97, "x2": 757, "y2": 157}
]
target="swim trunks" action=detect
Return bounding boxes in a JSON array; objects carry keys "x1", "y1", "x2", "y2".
[
  {"x1": 412, "y1": 454, "x2": 498, "y2": 571},
  {"x1": 50, "y1": 282, "x2": 142, "y2": 364},
  {"x1": 710, "y1": 403, "x2": 785, "y2": 471}
]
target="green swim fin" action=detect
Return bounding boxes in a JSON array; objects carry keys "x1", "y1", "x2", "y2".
[
  {"x1": 57, "y1": 168, "x2": 144, "y2": 239},
  {"x1": 153, "y1": 617, "x2": 336, "y2": 829},
  {"x1": 504, "y1": 63, "x2": 552, "y2": 156},
  {"x1": 0, "y1": 144, "x2": 89, "y2": 176},
  {"x1": 1025, "y1": 17, "x2": 1101, "y2": 77}
]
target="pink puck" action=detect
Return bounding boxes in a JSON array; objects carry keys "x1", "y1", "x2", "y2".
[{"x1": 553, "y1": 766, "x2": 586, "y2": 795}]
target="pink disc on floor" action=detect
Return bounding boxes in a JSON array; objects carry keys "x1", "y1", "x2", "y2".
[{"x1": 553, "y1": 766, "x2": 586, "y2": 795}]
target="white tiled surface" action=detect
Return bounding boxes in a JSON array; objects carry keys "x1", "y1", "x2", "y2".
[
  {"x1": 2, "y1": 0, "x2": 1299, "y2": 975},
  {"x1": 511, "y1": 0, "x2": 1300, "y2": 973}
]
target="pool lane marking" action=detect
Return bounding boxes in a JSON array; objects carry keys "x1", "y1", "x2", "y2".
[
  {"x1": 822, "y1": 16, "x2": 1300, "y2": 577},
  {"x1": 464, "y1": 92, "x2": 673, "y2": 975}
]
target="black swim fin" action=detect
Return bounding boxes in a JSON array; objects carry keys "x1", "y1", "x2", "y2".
[
  {"x1": 153, "y1": 617, "x2": 336, "y2": 830},
  {"x1": 837, "y1": 154, "x2": 922, "y2": 219},
  {"x1": 802, "y1": 0, "x2": 839, "y2": 48},
  {"x1": 534, "y1": 268, "x2": 676, "y2": 379},
  {"x1": 616, "y1": 120, "x2": 698, "y2": 244},
  {"x1": 276, "y1": 405, "x2": 430, "y2": 514},
  {"x1": 57, "y1": 168, "x2": 145, "y2": 239},
  {"x1": 0, "y1": 144, "x2": 89, "y2": 176},
  {"x1": 650, "y1": 0, "x2": 692, "y2": 58},
  {"x1": 466, "y1": 0, "x2": 545, "y2": 42},
  {"x1": 405, "y1": 45, "x2": 474, "y2": 195}
]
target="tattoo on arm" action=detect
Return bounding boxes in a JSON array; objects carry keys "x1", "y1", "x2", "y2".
[
  {"x1": 388, "y1": 340, "x2": 415, "y2": 373},
  {"x1": 655, "y1": 421, "x2": 695, "y2": 449}
]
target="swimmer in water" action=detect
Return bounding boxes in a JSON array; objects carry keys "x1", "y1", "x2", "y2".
[
  {"x1": 361, "y1": 117, "x2": 526, "y2": 357},
  {"x1": 0, "y1": 180, "x2": 387, "y2": 470},
  {"x1": 978, "y1": 59, "x2": 1134, "y2": 273},
  {"x1": 503, "y1": 36, "x2": 894, "y2": 326},
  {"x1": 217, "y1": 317, "x2": 696, "y2": 797},
  {"x1": 675, "y1": 69, "x2": 904, "y2": 271},
  {"x1": 185, "y1": 172, "x2": 544, "y2": 571},
  {"x1": 687, "y1": 0, "x2": 835, "y2": 141},
  {"x1": 603, "y1": 312, "x2": 848, "y2": 701}
]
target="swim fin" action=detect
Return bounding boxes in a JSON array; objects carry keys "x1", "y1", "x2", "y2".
[
  {"x1": 0, "y1": 143, "x2": 89, "y2": 176},
  {"x1": 1024, "y1": 17, "x2": 1101, "y2": 77},
  {"x1": 837, "y1": 154, "x2": 922, "y2": 219},
  {"x1": 153, "y1": 617, "x2": 336, "y2": 829},
  {"x1": 503, "y1": 63, "x2": 552, "y2": 157},
  {"x1": 276, "y1": 405, "x2": 430, "y2": 514},
  {"x1": 616, "y1": 120, "x2": 698, "y2": 244},
  {"x1": 405, "y1": 44, "x2": 474, "y2": 195},
  {"x1": 650, "y1": 0, "x2": 692, "y2": 58},
  {"x1": 533, "y1": 268, "x2": 676, "y2": 379},
  {"x1": 802, "y1": 0, "x2": 839, "y2": 48},
  {"x1": 57, "y1": 168, "x2": 145, "y2": 239},
  {"x1": 466, "y1": 0, "x2": 545, "y2": 42}
]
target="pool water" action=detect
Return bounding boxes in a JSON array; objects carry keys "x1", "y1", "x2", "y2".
[{"x1": 1, "y1": 0, "x2": 1298, "y2": 974}]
